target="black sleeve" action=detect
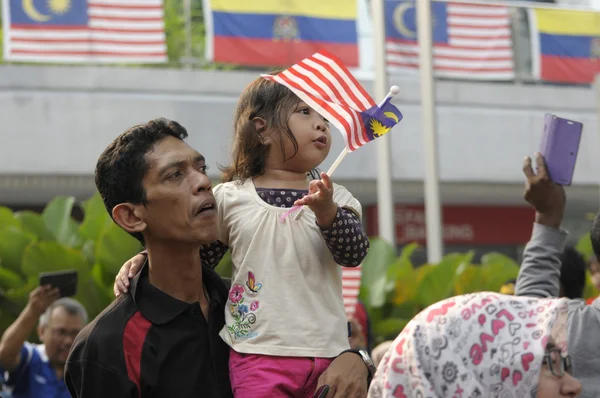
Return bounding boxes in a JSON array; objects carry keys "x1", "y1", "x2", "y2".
[{"x1": 65, "y1": 359, "x2": 138, "y2": 398}]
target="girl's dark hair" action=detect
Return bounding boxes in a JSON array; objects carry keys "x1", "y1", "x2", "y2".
[{"x1": 220, "y1": 70, "x2": 304, "y2": 183}]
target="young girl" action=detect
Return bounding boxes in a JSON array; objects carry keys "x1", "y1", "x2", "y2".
[{"x1": 114, "y1": 75, "x2": 371, "y2": 396}]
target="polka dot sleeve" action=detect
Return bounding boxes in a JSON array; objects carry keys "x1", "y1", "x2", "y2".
[
  {"x1": 318, "y1": 207, "x2": 370, "y2": 267},
  {"x1": 199, "y1": 240, "x2": 229, "y2": 269}
]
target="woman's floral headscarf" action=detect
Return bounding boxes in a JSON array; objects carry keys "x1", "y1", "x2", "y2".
[{"x1": 368, "y1": 293, "x2": 569, "y2": 398}]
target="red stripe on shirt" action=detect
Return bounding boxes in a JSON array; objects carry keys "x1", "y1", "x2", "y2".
[{"x1": 123, "y1": 311, "x2": 152, "y2": 398}]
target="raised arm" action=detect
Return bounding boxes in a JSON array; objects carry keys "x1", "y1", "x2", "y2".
[{"x1": 515, "y1": 153, "x2": 566, "y2": 299}]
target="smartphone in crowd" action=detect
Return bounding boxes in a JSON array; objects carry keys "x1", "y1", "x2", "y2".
[
  {"x1": 314, "y1": 384, "x2": 330, "y2": 398},
  {"x1": 39, "y1": 270, "x2": 78, "y2": 298},
  {"x1": 539, "y1": 113, "x2": 583, "y2": 186}
]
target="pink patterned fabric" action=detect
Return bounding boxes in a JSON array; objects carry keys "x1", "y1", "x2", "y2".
[{"x1": 368, "y1": 293, "x2": 569, "y2": 398}]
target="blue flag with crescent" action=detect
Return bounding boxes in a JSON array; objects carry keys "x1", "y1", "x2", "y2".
[
  {"x1": 10, "y1": 0, "x2": 88, "y2": 26},
  {"x1": 385, "y1": 0, "x2": 449, "y2": 44}
]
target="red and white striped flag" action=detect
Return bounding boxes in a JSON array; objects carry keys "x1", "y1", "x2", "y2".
[
  {"x1": 385, "y1": 1, "x2": 514, "y2": 80},
  {"x1": 343, "y1": 266, "x2": 362, "y2": 316},
  {"x1": 262, "y1": 51, "x2": 403, "y2": 152},
  {"x1": 3, "y1": 0, "x2": 167, "y2": 64}
]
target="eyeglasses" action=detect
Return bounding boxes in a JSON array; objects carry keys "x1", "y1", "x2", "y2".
[
  {"x1": 49, "y1": 328, "x2": 81, "y2": 339},
  {"x1": 542, "y1": 348, "x2": 572, "y2": 377}
]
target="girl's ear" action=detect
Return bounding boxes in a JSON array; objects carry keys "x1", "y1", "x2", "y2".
[{"x1": 252, "y1": 117, "x2": 267, "y2": 133}]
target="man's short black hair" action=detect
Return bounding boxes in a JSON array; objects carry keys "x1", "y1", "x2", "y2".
[
  {"x1": 559, "y1": 246, "x2": 587, "y2": 299},
  {"x1": 95, "y1": 118, "x2": 188, "y2": 244}
]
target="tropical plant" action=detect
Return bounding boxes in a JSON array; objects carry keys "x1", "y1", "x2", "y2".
[
  {"x1": 361, "y1": 239, "x2": 528, "y2": 345},
  {"x1": 0, "y1": 194, "x2": 140, "y2": 334},
  {"x1": 576, "y1": 232, "x2": 600, "y2": 300},
  {"x1": 0, "y1": 192, "x2": 233, "y2": 338}
]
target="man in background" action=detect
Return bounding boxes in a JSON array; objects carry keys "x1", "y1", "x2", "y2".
[{"x1": 0, "y1": 285, "x2": 87, "y2": 398}]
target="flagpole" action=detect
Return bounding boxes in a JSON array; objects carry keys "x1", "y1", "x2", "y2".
[
  {"x1": 372, "y1": 0, "x2": 397, "y2": 248},
  {"x1": 596, "y1": 74, "x2": 600, "y2": 213},
  {"x1": 417, "y1": 0, "x2": 444, "y2": 263},
  {"x1": 183, "y1": 0, "x2": 192, "y2": 69}
]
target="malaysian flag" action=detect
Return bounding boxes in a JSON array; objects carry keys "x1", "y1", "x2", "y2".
[
  {"x1": 385, "y1": 0, "x2": 514, "y2": 80},
  {"x1": 343, "y1": 266, "x2": 362, "y2": 316},
  {"x1": 2, "y1": 0, "x2": 167, "y2": 63},
  {"x1": 262, "y1": 51, "x2": 403, "y2": 152}
]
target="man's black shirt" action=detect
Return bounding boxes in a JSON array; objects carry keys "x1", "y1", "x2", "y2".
[{"x1": 65, "y1": 263, "x2": 232, "y2": 398}]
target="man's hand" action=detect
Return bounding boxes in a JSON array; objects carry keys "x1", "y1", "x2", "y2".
[
  {"x1": 26, "y1": 285, "x2": 60, "y2": 317},
  {"x1": 348, "y1": 318, "x2": 366, "y2": 350},
  {"x1": 315, "y1": 352, "x2": 368, "y2": 398},
  {"x1": 522, "y1": 153, "x2": 566, "y2": 229}
]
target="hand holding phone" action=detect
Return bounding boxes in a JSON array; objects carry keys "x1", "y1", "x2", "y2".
[
  {"x1": 39, "y1": 270, "x2": 78, "y2": 298},
  {"x1": 539, "y1": 113, "x2": 583, "y2": 186},
  {"x1": 314, "y1": 384, "x2": 330, "y2": 398}
]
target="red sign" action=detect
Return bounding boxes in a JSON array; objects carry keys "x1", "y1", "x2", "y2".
[{"x1": 366, "y1": 205, "x2": 535, "y2": 245}]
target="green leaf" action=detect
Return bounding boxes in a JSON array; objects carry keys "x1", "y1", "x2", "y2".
[
  {"x1": 388, "y1": 300, "x2": 420, "y2": 320},
  {"x1": 576, "y1": 233, "x2": 593, "y2": 261},
  {"x1": 0, "y1": 226, "x2": 37, "y2": 275},
  {"x1": 0, "y1": 207, "x2": 20, "y2": 232},
  {"x1": 480, "y1": 252, "x2": 519, "y2": 268},
  {"x1": 5, "y1": 277, "x2": 38, "y2": 309},
  {"x1": 81, "y1": 241, "x2": 96, "y2": 266},
  {"x1": 0, "y1": 267, "x2": 24, "y2": 290},
  {"x1": 42, "y1": 196, "x2": 81, "y2": 247},
  {"x1": 95, "y1": 223, "x2": 142, "y2": 275},
  {"x1": 416, "y1": 252, "x2": 473, "y2": 308},
  {"x1": 386, "y1": 243, "x2": 418, "y2": 285},
  {"x1": 372, "y1": 318, "x2": 410, "y2": 340},
  {"x1": 584, "y1": 271, "x2": 600, "y2": 300},
  {"x1": 454, "y1": 266, "x2": 484, "y2": 295},
  {"x1": 214, "y1": 251, "x2": 232, "y2": 278},
  {"x1": 479, "y1": 263, "x2": 519, "y2": 293},
  {"x1": 359, "y1": 238, "x2": 396, "y2": 310},
  {"x1": 14, "y1": 211, "x2": 55, "y2": 241},
  {"x1": 74, "y1": 277, "x2": 111, "y2": 319},
  {"x1": 21, "y1": 242, "x2": 90, "y2": 282},
  {"x1": 79, "y1": 193, "x2": 113, "y2": 243}
]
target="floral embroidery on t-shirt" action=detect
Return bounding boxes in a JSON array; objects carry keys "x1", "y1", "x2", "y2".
[{"x1": 227, "y1": 272, "x2": 263, "y2": 340}]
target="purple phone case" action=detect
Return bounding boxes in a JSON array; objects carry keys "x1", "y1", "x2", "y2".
[{"x1": 539, "y1": 113, "x2": 583, "y2": 186}]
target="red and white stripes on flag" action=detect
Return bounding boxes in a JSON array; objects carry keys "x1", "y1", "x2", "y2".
[
  {"x1": 386, "y1": 2, "x2": 514, "y2": 80},
  {"x1": 262, "y1": 51, "x2": 377, "y2": 152},
  {"x1": 3, "y1": 0, "x2": 167, "y2": 64},
  {"x1": 343, "y1": 266, "x2": 362, "y2": 316}
]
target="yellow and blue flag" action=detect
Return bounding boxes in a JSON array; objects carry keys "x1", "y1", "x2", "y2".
[
  {"x1": 204, "y1": 0, "x2": 359, "y2": 67},
  {"x1": 529, "y1": 8, "x2": 600, "y2": 84}
]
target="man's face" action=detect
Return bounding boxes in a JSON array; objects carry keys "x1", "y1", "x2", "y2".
[
  {"x1": 38, "y1": 307, "x2": 85, "y2": 367},
  {"x1": 139, "y1": 136, "x2": 217, "y2": 245}
]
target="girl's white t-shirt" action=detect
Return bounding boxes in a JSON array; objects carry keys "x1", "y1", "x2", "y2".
[{"x1": 214, "y1": 179, "x2": 363, "y2": 358}]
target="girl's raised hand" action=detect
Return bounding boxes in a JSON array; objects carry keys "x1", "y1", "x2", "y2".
[{"x1": 294, "y1": 172, "x2": 338, "y2": 228}]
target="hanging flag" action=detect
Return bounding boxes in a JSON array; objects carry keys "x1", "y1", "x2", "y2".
[
  {"x1": 203, "y1": 0, "x2": 359, "y2": 68},
  {"x1": 3, "y1": 0, "x2": 167, "y2": 64},
  {"x1": 343, "y1": 266, "x2": 362, "y2": 316},
  {"x1": 529, "y1": 8, "x2": 600, "y2": 84},
  {"x1": 385, "y1": 0, "x2": 514, "y2": 81},
  {"x1": 262, "y1": 51, "x2": 403, "y2": 152}
]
